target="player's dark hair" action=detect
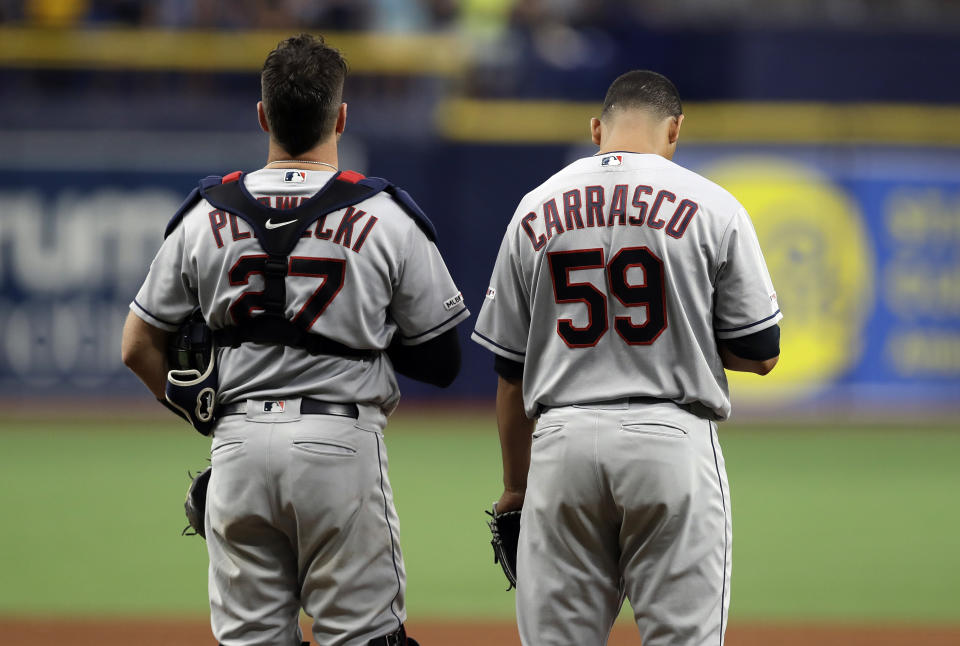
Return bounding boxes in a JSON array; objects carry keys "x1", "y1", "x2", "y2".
[
  {"x1": 261, "y1": 34, "x2": 347, "y2": 157},
  {"x1": 600, "y1": 70, "x2": 682, "y2": 121}
]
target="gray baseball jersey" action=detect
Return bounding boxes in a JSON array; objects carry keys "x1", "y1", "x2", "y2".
[
  {"x1": 472, "y1": 151, "x2": 781, "y2": 420},
  {"x1": 132, "y1": 168, "x2": 469, "y2": 413}
]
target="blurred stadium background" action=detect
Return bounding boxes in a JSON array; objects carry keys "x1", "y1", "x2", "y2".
[
  {"x1": 1, "y1": 0, "x2": 959, "y2": 413},
  {"x1": 1, "y1": 1, "x2": 958, "y2": 644}
]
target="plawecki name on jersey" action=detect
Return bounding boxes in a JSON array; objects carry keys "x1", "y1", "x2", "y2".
[
  {"x1": 472, "y1": 152, "x2": 781, "y2": 420},
  {"x1": 133, "y1": 169, "x2": 469, "y2": 412}
]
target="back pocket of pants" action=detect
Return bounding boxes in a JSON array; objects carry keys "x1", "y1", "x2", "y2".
[
  {"x1": 210, "y1": 439, "x2": 245, "y2": 458},
  {"x1": 293, "y1": 440, "x2": 357, "y2": 456},
  {"x1": 532, "y1": 422, "x2": 565, "y2": 442},
  {"x1": 619, "y1": 421, "x2": 688, "y2": 438}
]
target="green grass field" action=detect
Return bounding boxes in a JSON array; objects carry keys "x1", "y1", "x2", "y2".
[{"x1": 1, "y1": 411, "x2": 958, "y2": 624}]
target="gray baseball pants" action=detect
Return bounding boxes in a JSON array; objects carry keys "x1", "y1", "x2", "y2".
[
  {"x1": 516, "y1": 400, "x2": 732, "y2": 646},
  {"x1": 205, "y1": 399, "x2": 406, "y2": 646}
]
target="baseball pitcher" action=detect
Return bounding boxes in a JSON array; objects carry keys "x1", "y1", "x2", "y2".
[
  {"x1": 474, "y1": 71, "x2": 781, "y2": 645},
  {"x1": 122, "y1": 34, "x2": 468, "y2": 646}
]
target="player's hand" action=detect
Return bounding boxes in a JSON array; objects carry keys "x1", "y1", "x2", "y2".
[{"x1": 497, "y1": 488, "x2": 525, "y2": 513}]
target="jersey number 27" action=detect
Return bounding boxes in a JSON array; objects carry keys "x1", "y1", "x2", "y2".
[
  {"x1": 228, "y1": 255, "x2": 346, "y2": 329},
  {"x1": 548, "y1": 247, "x2": 666, "y2": 348}
]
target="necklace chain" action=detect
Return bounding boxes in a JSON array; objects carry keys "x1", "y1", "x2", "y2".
[{"x1": 266, "y1": 160, "x2": 338, "y2": 171}]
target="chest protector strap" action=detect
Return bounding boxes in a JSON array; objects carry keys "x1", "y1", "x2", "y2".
[{"x1": 166, "y1": 170, "x2": 435, "y2": 359}]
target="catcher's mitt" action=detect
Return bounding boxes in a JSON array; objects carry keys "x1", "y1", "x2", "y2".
[
  {"x1": 486, "y1": 503, "x2": 521, "y2": 589},
  {"x1": 183, "y1": 467, "x2": 211, "y2": 539},
  {"x1": 164, "y1": 308, "x2": 219, "y2": 436},
  {"x1": 167, "y1": 308, "x2": 213, "y2": 372}
]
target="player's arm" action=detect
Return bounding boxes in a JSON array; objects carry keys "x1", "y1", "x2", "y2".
[
  {"x1": 714, "y1": 206, "x2": 782, "y2": 376},
  {"x1": 494, "y1": 357, "x2": 532, "y2": 513},
  {"x1": 121, "y1": 311, "x2": 172, "y2": 399},
  {"x1": 386, "y1": 327, "x2": 461, "y2": 387},
  {"x1": 718, "y1": 324, "x2": 780, "y2": 375},
  {"x1": 387, "y1": 215, "x2": 470, "y2": 386}
]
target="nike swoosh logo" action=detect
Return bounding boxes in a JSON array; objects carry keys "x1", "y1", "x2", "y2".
[{"x1": 265, "y1": 218, "x2": 297, "y2": 230}]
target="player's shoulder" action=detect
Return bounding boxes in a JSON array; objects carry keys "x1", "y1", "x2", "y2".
[
  {"x1": 168, "y1": 169, "x2": 435, "y2": 241},
  {"x1": 655, "y1": 157, "x2": 743, "y2": 213},
  {"x1": 168, "y1": 171, "x2": 240, "y2": 224},
  {"x1": 358, "y1": 187, "x2": 414, "y2": 218},
  {"x1": 163, "y1": 175, "x2": 224, "y2": 238},
  {"x1": 507, "y1": 160, "x2": 583, "y2": 223},
  {"x1": 513, "y1": 153, "x2": 740, "y2": 210},
  {"x1": 350, "y1": 178, "x2": 438, "y2": 243}
]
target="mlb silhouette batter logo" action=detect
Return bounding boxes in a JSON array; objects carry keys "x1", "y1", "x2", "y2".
[{"x1": 263, "y1": 401, "x2": 286, "y2": 412}]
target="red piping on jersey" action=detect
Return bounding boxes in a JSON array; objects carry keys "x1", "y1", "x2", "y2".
[
  {"x1": 222, "y1": 171, "x2": 243, "y2": 183},
  {"x1": 337, "y1": 170, "x2": 366, "y2": 184}
]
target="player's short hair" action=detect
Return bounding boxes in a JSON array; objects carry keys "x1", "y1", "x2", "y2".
[
  {"x1": 261, "y1": 34, "x2": 347, "y2": 157},
  {"x1": 600, "y1": 70, "x2": 682, "y2": 121}
]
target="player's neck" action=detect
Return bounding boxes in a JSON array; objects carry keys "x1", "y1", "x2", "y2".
[
  {"x1": 596, "y1": 114, "x2": 676, "y2": 160},
  {"x1": 596, "y1": 132, "x2": 668, "y2": 159},
  {"x1": 596, "y1": 143, "x2": 666, "y2": 158},
  {"x1": 265, "y1": 139, "x2": 339, "y2": 170}
]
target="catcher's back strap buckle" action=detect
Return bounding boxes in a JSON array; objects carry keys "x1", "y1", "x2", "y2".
[
  {"x1": 163, "y1": 170, "x2": 438, "y2": 358},
  {"x1": 218, "y1": 398, "x2": 359, "y2": 419}
]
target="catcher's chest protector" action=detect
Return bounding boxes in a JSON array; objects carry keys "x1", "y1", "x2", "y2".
[{"x1": 164, "y1": 170, "x2": 437, "y2": 356}]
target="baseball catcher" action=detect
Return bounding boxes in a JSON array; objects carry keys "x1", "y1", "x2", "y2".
[{"x1": 121, "y1": 33, "x2": 463, "y2": 646}]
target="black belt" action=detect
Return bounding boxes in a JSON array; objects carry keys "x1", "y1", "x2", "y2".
[
  {"x1": 368, "y1": 624, "x2": 409, "y2": 646},
  {"x1": 538, "y1": 396, "x2": 698, "y2": 416},
  {"x1": 290, "y1": 623, "x2": 413, "y2": 646},
  {"x1": 292, "y1": 624, "x2": 412, "y2": 646},
  {"x1": 218, "y1": 398, "x2": 359, "y2": 419}
]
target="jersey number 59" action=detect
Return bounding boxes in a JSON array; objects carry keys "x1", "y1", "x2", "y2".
[{"x1": 548, "y1": 247, "x2": 666, "y2": 347}]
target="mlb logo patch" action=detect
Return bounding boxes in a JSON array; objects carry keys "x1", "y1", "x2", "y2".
[
  {"x1": 485, "y1": 287, "x2": 496, "y2": 300},
  {"x1": 263, "y1": 400, "x2": 286, "y2": 412},
  {"x1": 601, "y1": 155, "x2": 623, "y2": 167},
  {"x1": 284, "y1": 171, "x2": 306, "y2": 183},
  {"x1": 443, "y1": 292, "x2": 464, "y2": 311}
]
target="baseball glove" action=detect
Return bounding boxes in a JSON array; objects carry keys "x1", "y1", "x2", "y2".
[
  {"x1": 486, "y1": 503, "x2": 521, "y2": 590},
  {"x1": 167, "y1": 308, "x2": 213, "y2": 372},
  {"x1": 164, "y1": 308, "x2": 219, "y2": 436},
  {"x1": 182, "y1": 467, "x2": 211, "y2": 539}
]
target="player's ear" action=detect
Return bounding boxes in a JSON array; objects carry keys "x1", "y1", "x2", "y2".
[
  {"x1": 257, "y1": 101, "x2": 270, "y2": 134},
  {"x1": 590, "y1": 117, "x2": 602, "y2": 146},
  {"x1": 335, "y1": 103, "x2": 347, "y2": 139},
  {"x1": 668, "y1": 114, "x2": 683, "y2": 144}
]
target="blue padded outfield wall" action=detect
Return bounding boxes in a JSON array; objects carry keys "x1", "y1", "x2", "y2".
[{"x1": 0, "y1": 139, "x2": 957, "y2": 415}]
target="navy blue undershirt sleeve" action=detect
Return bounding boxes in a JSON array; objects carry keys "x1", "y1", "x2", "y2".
[
  {"x1": 387, "y1": 327, "x2": 461, "y2": 387},
  {"x1": 720, "y1": 324, "x2": 780, "y2": 361},
  {"x1": 494, "y1": 355, "x2": 524, "y2": 382}
]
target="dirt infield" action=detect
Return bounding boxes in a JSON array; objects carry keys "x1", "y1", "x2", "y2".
[{"x1": 3, "y1": 617, "x2": 960, "y2": 646}]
